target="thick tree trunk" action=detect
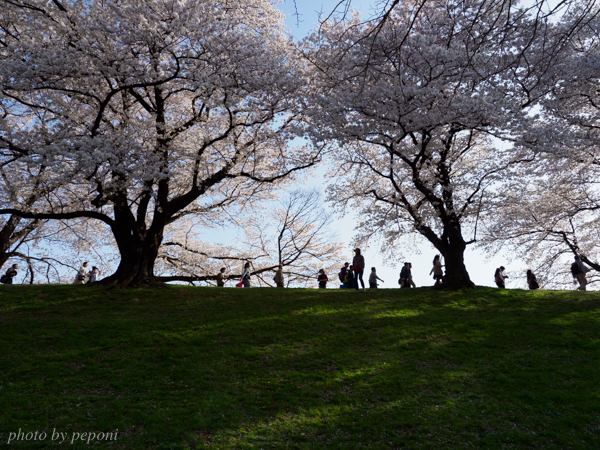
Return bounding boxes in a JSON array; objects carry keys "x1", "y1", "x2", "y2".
[
  {"x1": 0, "y1": 254, "x2": 9, "y2": 273},
  {"x1": 98, "y1": 202, "x2": 165, "y2": 287},
  {"x1": 99, "y1": 235, "x2": 163, "y2": 287},
  {"x1": 0, "y1": 215, "x2": 21, "y2": 270},
  {"x1": 100, "y1": 245, "x2": 160, "y2": 287},
  {"x1": 441, "y1": 246, "x2": 474, "y2": 290},
  {"x1": 436, "y1": 221, "x2": 475, "y2": 290}
]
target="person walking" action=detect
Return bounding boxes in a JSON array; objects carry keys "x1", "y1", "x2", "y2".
[
  {"x1": 317, "y1": 269, "x2": 328, "y2": 289},
  {"x1": 1, "y1": 264, "x2": 18, "y2": 284},
  {"x1": 216, "y1": 267, "x2": 226, "y2": 287},
  {"x1": 571, "y1": 255, "x2": 590, "y2": 291},
  {"x1": 400, "y1": 262, "x2": 416, "y2": 288},
  {"x1": 429, "y1": 255, "x2": 444, "y2": 286},
  {"x1": 274, "y1": 265, "x2": 284, "y2": 288},
  {"x1": 526, "y1": 269, "x2": 539, "y2": 290},
  {"x1": 88, "y1": 266, "x2": 101, "y2": 283},
  {"x1": 241, "y1": 262, "x2": 251, "y2": 288},
  {"x1": 369, "y1": 267, "x2": 384, "y2": 289},
  {"x1": 73, "y1": 262, "x2": 89, "y2": 285},
  {"x1": 352, "y1": 248, "x2": 366, "y2": 291},
  {"x1": 494, "y1": 266, "x2": 508, "y2": 288}
]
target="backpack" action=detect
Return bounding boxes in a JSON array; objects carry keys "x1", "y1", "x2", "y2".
[
  {"x1": 570, "y1": 262, "x2": 581, "y2": 276},
  {"x1": 338, "y1": 271, "x2": 344, "y2": 282},
  {"x1": 0, "y1": 274, "x2": 8, "y2": 284},
  {"x1": 494, "y1": 268, "x2": 502, "y2": 283}
]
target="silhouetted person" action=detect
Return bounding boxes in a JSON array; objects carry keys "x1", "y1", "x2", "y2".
[
  {"x1": 216, "y1": 267, "x2": 226, "y2": 287},
  {"x1": 430, "y1": 255, "x2": 444, "y2": 285},
  {"x1": 526, "y1": 269, "x2": 539, "y2": 290},
  {"x1": 1, "y1": 264, "x2": 18, "y2": 284},
  {"x1": 494, "y1": 266, "x2": 507, "y2": 288},
  {"x1": 352, "y1": 248, "x2": 365, "y2": 291},
  {"x1": 317, "y1": 269, "x2": 328, "y2": 289},
  {"x1": 571, "y1": 255, "x2": 590, "y2": 291}
]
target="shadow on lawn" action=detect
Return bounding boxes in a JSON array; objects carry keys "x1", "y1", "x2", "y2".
[{"x1": 0, "y1": 286, "x2": 599, "y2": 448}]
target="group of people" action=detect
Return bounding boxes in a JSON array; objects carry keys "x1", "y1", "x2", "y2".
[
  {"x1": 233, "y1": 251, "x2": 594, "y2": 291},
  {"x1": 229, "y1": 249, "x2": 440, "y2": 290},
  {"x1": 494, "y1": 254, "x2": 592, "y2": 291},
  {"x1": 0, "y1": 253, "x2": 593, "y2": 290},
  {"x1": 331, "y1": 249, "x2": 385, "y2": 290},
  {"x1": 72, "y1": 262, "x2": 101, "y2": 284}
]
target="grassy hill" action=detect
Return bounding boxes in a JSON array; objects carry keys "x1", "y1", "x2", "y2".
[{"x1": 0, "y1": 285, "x2": 599, "y2": 449}]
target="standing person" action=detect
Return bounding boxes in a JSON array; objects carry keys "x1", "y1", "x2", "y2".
[
  {"x1": 73, "y1": 262, "x2": 89, "y2": 285},
  {"x1": 369, "y1": 267, "x2": 384, "y2": 289},
  {"x1": 352, "y1": 248, "x2": 366, "y2": 291},
  {"x1": 216, "y1": 267, "x2": 226, "y2": 287},
  {"x1": 88, "y1": 266, "x2": 101, "y2": 283},
  {"x1": 571, "y1": 255, "x2": 590, "y2": 291},
  {"x1": 526, "y1": 269, "x2": 539, "y2": 290},
  {"x1": 494, "y1": 266, "x2": 508, "y2": 288},
  {"x1": 429, "y1": 255, "x2": 444, "y2": 285},
  {"x1": 274, "y1": 265, "x2": 284, "y2": 288},
  {"x1": 317, "y1": 269, "x2": 328, "y2": 289},
  {"x1": 241, "y1": 262, "x2": 251, "y2": 288},
  {"x1": 1, "y1": 264, "x2": 18, "y2": 284},
  {"x1": 339, "y1": 262, "x2": 349, "y2": 288}
]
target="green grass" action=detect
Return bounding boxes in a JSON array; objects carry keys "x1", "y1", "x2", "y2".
[{"x1": 0, "y1": 285, "x2": 599, "y2": 449}]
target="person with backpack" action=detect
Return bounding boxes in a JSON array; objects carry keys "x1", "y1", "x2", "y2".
[
  {"x1": 338, "y1": 262, "x2": 349, "y2": 288},
  {"x1": 352, "y1": 248, "x2": 366, "y2": 291},
  {"x1": 571, "y1": 255, "x2": 590, "y2": 291},
  {"x1": 526, "y1": 269, "x2": 539, "y2": 290},
  {"x1": 216, "y1": 267, "x2": 227, "y2": 287},
  {"x1": 399, "y1": 262, "x2": 415, "y2": 288},
  {"x1": 494, "y1": 266, "x2": 508, "y2": 288},
  {"x1": 73, "y1": 262, "x2": 89, "y2": 285},
  {"x1": 345, "y1": 267, "x2": 355, "y2": 289},
  {"x1": 1, "y1": 264, "x2": 18, "y2": 284},
  {"x1": 317, "y1": 269, "x2": 328, "y2": 289},
  {"x1": 241, "y1": 262, "x2": 252, "y2": 288}
]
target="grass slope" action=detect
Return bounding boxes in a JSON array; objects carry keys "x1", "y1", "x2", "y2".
[{"x1": 0, "y1": 285, "x2": 599, "y2": 449}]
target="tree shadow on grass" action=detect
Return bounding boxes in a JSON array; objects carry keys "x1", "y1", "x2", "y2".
[{"x1": 0, "y1": 286, "x2": 599, "y2": 448}]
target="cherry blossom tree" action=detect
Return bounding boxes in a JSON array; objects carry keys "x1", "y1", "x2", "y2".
[
  {"x1": 302, "y1": 0, "x2": 594, "y2": 288},
  {"x1": 481, "y1": 159, "x2": 600, "y2": 289},
  {"x1": 0, "y1": 0, "x2": 321, "y2": 286},
  {"x1": 481, "y1": 11, "x2": 600, "y2": 288}
]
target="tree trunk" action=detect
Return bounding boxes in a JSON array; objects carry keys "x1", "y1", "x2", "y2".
[
  {"x1": 100, "y1": 235, "x2": 163, "y2": 287},
  {"x1": 441, "y1": 246, "x2": 474, "y2": 290},
  {"x1": 0, "y1": 215, "x2": 21, "y2": 271},
  {"x1": 98, "y1": 204, "x2": 165, "y2": 287},
  {"x1": 0, "y1": 253, "x2": 9, "y2": 273},
  {"x1": 437, "y1": 222, "x2": 475, "y2": 290}
]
